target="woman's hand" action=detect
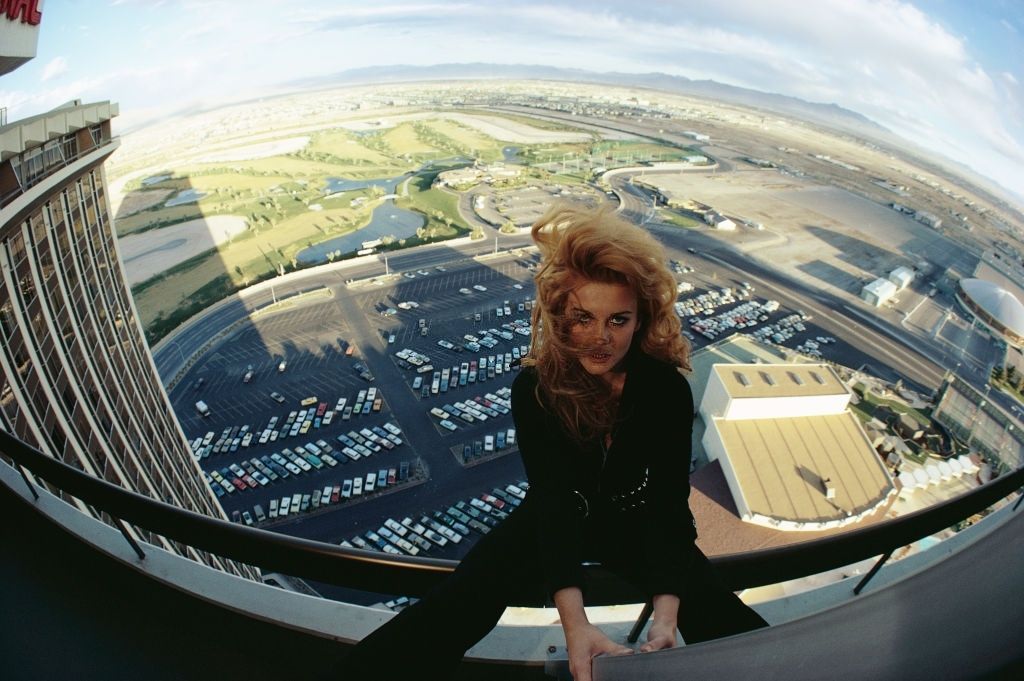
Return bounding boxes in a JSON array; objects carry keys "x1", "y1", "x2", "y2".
[
  {"x1": 564, "y1": 622, "x2": 634, "y2": 681},
  {"x1": 554, "y1": 587, "x2": 633, "y2": 681},
  {"x1": 639, "y1": 593, "x2": 680, "y2": 653},
  {"x1": 639, "y1": 620, "x2": 678, "y2": 653}
]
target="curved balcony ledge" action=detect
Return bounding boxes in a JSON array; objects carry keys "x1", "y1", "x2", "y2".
[{"x1": 3, "y1": 453, "x2": 1022, "y2": 680}]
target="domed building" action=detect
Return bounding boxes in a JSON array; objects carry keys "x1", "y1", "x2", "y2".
[{"x1": 956, "y1": 278, "x2": 1024, "y2": 348}]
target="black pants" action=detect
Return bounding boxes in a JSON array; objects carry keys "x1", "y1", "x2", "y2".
[{"x1": 342, "y1": 500, "x2": 767, "y2": 678}]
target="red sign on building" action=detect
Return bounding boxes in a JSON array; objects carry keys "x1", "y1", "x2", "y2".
[{"x1": 2, "y1": 0, "x2": 43, "y2": 26}]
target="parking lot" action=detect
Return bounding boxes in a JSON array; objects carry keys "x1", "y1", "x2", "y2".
[{"x1": 168, "y1": 254, "x2": 540, "y2": 550}]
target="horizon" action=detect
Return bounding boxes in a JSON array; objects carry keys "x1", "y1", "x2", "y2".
[{"x1": 1, "y1": 1, "x2": 1022, "y2": 202}]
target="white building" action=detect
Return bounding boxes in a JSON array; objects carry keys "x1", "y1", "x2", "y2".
[
  {"x1": 700, "y1": 364, "x2": 851, "y2": 422},
  {"x1": 862, "y1": 278, "x2": 898, "y2": 306},
  {"x1": 706, "y1": 213, "x2": 736, "y2": 230},
  {"x1": 888, "y1": 266, "x2": 915, "y2": 290},
  {"x1": 435, "y1": 167, "x2": 482, "y2": 188},
  {"x1": 914, "y1": 210, "x2": 942, "y2": 229},
  {"x1": 700, "y1": 363, "x2": 895, "y2": 531}
]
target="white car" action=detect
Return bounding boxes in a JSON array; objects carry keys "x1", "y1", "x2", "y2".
[
  {"x1": 439, "y1": 419, "x2": 458, "y2": 431},
  {"x1": 473, "y1": 284, "x2": 487, "y2": 292}
]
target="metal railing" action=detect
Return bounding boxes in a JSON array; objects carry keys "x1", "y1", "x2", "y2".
[
  {"x1": 1, "y1": 136, "x2": 117, "y2": 211},
  {"x1": 2, "y1": 428, "x2": 1021, "y2": 605}
]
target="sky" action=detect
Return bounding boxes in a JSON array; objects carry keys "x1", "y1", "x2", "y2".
[{"x1": 2, "y1": 0, "x2": 1023, "y2": 202}]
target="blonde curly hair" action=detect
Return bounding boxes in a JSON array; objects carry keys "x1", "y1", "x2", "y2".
[{"x1": 522, "y1": 202, "x2": 690, "y2": 443}]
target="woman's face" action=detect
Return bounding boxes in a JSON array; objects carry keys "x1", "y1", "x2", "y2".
[{"x1": 566, "y1": 280, "x2": 639, "y2": 380}]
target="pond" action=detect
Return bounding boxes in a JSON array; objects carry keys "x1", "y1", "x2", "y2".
[
  {"x1": 165, "y1": 188, "x2": 208, "y2": 207},
  {"x1": 295, "y1": 201, "x2": 424, "y2": 265},
  {"x1": 502, "y1": 146, "x2": 522, "y2": 163},
  {"x1": 323, "y1": 172, "x2": 411, "y2": 195},
  {"x1": 142, "y1": 174, "x2": 172, "y2": 187}
]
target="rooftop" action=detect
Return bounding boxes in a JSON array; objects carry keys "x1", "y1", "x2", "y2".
[
  {"x1": 712, "y1": 363, "x2": 846, "y2": 400},
  {"x1": 960, "y1": 277, "x2": 1024, "y2": 337},
  {"x1": 0, "y1": 100, "x2": 118, "y2": 159},
  {"x1": 708, "y1": 411, "x2": 895, "y2": 527}
]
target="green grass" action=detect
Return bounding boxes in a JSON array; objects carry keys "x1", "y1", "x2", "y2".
[
  {"x1": 852, "y1": 383, "x2": 933, "y2": 427},
  {"x1": 395, "y1": 170, "x2": 467, "y2": 238},
  {"x1": 121, "y1": 111, "x2": 618, "y2": 341},
  {"x1": 305, "y1": 129, "x2": 396, "y2": 164},
  {"x1": 990, "y1": 378, "x2": 1024, "y2": 402},
  {"x1": 657, "y1": 209, "x2": 705, "y2": 230},
  {"x1": 419, "y1": 119, "x2": 505, "y2": 162},
  {"x1": 382, "y1": 123, "x2": 443, "y2": 157}
]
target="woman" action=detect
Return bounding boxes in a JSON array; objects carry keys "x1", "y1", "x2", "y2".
[{"x1": 343, "y1": 203, "x2": 767, "y2": 680}]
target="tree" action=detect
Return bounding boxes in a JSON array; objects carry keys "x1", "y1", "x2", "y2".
[
  {"x1": 500, "y1": 220, "x2": 517, "y2": 234},
  {"x1": 470, "y1": 226, "x2": 485, "y2": 240}
]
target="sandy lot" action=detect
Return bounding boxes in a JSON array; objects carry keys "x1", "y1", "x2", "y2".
[
  {"x1": 339, "y1": 111, "x2": 592, "y2": 143},
  {"x1": 646, "y1": 169, "x2": 976, "y2": 295},
  {"x1": 117, "y1": 215, "x2": 249, "y2": 285}
]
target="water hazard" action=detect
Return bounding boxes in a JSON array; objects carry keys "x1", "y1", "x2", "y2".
[{"x1": 296, "y1": 201, "x2": 424, "y2": 264}]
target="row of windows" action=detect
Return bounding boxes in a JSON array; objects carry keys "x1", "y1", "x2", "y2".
[
  {"x1": 5, "y1": 123, "x2": 105, "y2": 198},
  {"x1": 0, "y1": 168, "x2": 227, "y2": 533}
]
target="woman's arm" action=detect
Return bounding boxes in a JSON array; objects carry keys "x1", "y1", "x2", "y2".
[
  {"x1": 554, "y1": 587, "x2": 633, "y2": 681},
  {"x1": 511, "y1": 372, "x2": 591, "y2": 596},
  {"x1": 639, "y1": 593, "x2": 680, "y2": 653}
]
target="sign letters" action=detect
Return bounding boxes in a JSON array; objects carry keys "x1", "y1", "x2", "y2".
[{"x1": 1, "y1": 0, "x2": 42, "y2": 26}]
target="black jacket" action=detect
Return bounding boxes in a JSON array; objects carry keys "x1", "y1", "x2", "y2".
[{"x1": 511, "y1": 350, "x2": 697, "y2": 599}]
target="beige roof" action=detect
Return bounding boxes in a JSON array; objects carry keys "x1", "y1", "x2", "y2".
[
  {"x1": 712, "y1": 363, "x2": 847, "y2": 399},
  {"x1": 689, "y1": 461, "x2": 894, "y2": 556},
  {"x1": 688, "y1": 335, "x2": 789, "y2": 403},
  {"x1": 714, "y1": 411, "x2": 894, "y2": 523}
]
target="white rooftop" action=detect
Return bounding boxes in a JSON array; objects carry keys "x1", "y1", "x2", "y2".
[{"x1": 960, "y1": 278, "x2": 1024, "y2": 336}]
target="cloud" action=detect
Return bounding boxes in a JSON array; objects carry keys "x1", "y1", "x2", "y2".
[
  {"x1": 16, "y1": 0, "x2": 1017, "y2": 196},
  {"x1": 41, "y1": 57, "x2": 69, "y2": 82}
]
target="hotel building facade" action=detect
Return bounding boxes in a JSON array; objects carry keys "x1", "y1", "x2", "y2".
[{"x1": 0, "y1": 58, "x2": 254, "y2": 575}]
